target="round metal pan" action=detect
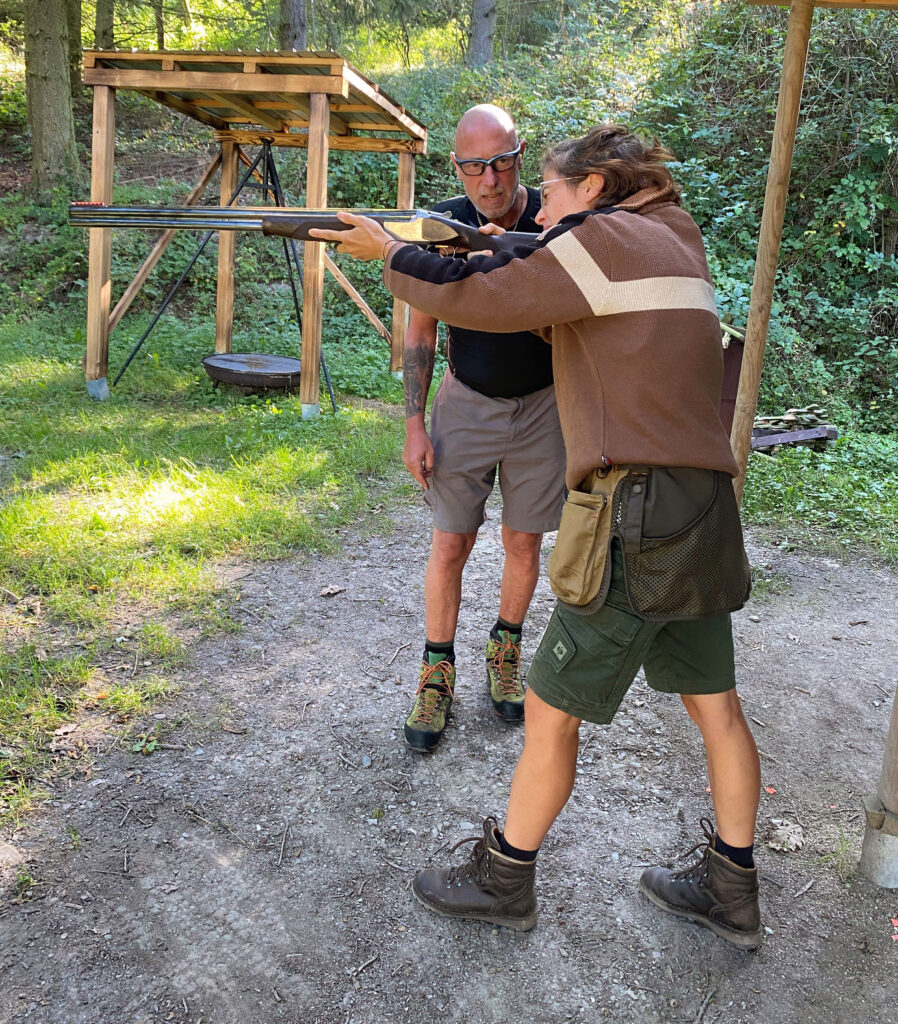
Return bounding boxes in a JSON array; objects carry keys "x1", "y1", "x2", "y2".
[{"x1": 202, "y1": 353, "x2": 302, "y2": 389}]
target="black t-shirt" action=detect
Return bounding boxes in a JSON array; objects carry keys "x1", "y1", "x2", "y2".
[{"x1": 430, "y1": 188, "x2": 553, "y2": 398}]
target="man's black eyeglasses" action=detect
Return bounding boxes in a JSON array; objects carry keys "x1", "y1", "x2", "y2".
[{"x1": 452, "y1": 144, "x2": 523, "y2": 177}]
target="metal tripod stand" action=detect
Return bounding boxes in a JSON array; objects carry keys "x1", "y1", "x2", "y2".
[{"x1": 114, "y1": 140, "x2": 338, "y2": 414}]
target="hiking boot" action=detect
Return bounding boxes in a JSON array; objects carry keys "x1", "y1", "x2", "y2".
[
  {"x1": 486, "y1": 630, "x2": 525, "y2": 721},
  {"x1": 639, "y1": 819, "x2": 763, "y2": 949},
  {"x1": 412, "y1": 816, "x2": 538, "y2": 931},
  {"x1": 403, "y1": 659, "x2": 455, "y2": 753}
]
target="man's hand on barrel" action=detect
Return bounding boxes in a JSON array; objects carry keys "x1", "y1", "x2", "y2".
[{"x1": 308, "y1": 211, "x2": 395, "y2": 260}]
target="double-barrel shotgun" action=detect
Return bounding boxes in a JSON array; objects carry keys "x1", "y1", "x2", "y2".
[{"x1": 68, "y1": 204, "x2": 539, "y2": 254}]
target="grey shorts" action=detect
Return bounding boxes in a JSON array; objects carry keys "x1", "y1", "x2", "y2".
[
  {"x1": 528, "y1": 542, "x2": 736, "y2": 725},
  {"x1": 425, "y1": 369, "x2": 566, "y2": 535}
]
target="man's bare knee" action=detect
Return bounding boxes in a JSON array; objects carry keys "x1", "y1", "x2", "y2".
[
  {"x1": 430, "y1": 529, "x2": 477, "y2": 571},
  {"x1": 502, "y1": 527, "x2": 543, "y2": 561}
]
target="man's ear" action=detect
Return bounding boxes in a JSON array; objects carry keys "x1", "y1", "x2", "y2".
[
  {"x1": 518, "y1": 139, "x2": 527, "y2": 162},
  {"x1": 450, "y1": 153, "x2": 463, "y2": 182}
]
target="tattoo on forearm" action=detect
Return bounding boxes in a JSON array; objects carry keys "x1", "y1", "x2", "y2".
[{"x1": 404, "y1": 344, "x2": 435, "y2": 417}]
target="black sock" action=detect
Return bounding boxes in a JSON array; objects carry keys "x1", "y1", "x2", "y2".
[
  {"x1": 492, "y1": 617, "x2": 523, "y2": 641},
  {"x1": 497, "y1": 830, "x2": 538, "y2": 862},
  {"x1": 714, "y1": 834, "x2": 755, "y2": 869}
]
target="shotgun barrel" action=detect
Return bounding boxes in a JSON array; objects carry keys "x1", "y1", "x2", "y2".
[{"x1": 68, "y1": 204, "x2": 539, "y2": 254}]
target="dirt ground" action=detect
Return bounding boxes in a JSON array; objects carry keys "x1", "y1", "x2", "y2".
[{"x1": 1, "y1": 495, "x2": 897, "y2": 1024}]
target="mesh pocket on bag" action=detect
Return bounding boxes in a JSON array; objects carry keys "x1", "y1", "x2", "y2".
[{"x1": 613, "y1": 470, "x2": 751, "y2": 621}]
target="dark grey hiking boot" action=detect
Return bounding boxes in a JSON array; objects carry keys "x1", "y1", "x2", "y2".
[
  {"x1": 639, "y1": 819, "x2": 763, "y2": 949},
  {"x1": 413, "y1": 817, "x2": 538, "y2": 931}
]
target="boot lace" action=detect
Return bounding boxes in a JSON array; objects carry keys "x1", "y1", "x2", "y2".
[
  {"x1": 488, "y1": 636, "x2": 522, "y2": 696},
  {"x1": 409, "y1": 661, "x2": 453, "y2": 726},
  {"x1": 445, "y1": 816, "x2": 499, "y2": 886},
  {"x1": 671, "y1": 817, "x2": 715, "y2": 885}
]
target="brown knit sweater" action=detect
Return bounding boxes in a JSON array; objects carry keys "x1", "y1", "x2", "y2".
[{"x1": 384, "y1": 186, "x2": 737, "y2": 490}]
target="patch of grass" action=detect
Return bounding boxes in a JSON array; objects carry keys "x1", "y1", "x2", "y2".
[
  {"x1": 0, "y1": 310, "x2": 409, "y2": 633},
  {"x1": 99, "y1": 676, "x2": 174, "y2": 720},
  {"x1": 137, "y1": 624, "x2": 187, "y2": 667},
  {"x1": 742, "y1": 433, "x2": 898, "y2": 563},
  {"x1": 0, "y1": 643, "x2": 93, "y2": 825},
  {"x1": 749, "y1": 565, "x2": 792, "y2": 602},
  {"x1": 0, "y1": 297, "x2": 409, "y2": 826},
  {"x1": 12, "y1": 868, "x2": 37, "y2": 899},
  {"x1": 814, "y1": 829, "x2": 858, "y2": 883}
]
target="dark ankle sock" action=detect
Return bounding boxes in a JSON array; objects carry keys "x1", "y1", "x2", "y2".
[
  {"x1": 498, "y1": 830, "x2": 538, "y2": 862},
  {"x1": 714, "y1": 834, "x2": 755, "y2": 869},
  {"x1": 492, "y1": 617, "x2": 523, "y2": 641},
  {"x1": 424, "y1": 640, "x2": 455, "y2": 666}
]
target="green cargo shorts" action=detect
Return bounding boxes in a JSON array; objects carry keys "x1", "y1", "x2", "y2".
[{"x1": 528, "y1": 542, "x2": 736, "y2": 724}]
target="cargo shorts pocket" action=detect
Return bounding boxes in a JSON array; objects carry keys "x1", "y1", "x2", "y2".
[
  {"x1": 547, "y1": 489, "x2": 613, "y2": 607},
  {"x1": 541, "y1": 615, "x2": 577, "y2": 674}
]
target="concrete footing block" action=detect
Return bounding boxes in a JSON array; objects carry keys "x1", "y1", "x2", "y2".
[
  {"x1": 86, "y1": 377, "x2": 110, "y2": 401},
  {"x1": 860, "y1": 825, "x2": 898, "y2": 888}
]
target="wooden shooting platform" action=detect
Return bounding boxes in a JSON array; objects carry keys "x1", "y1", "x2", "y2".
[{"x1": 81, "y1": 49, "x2": 428, "y2": 412}]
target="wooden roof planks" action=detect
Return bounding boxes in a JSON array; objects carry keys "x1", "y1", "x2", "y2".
[{"x1": 82, "y1": 50, "x2": 428, "y2": 154}]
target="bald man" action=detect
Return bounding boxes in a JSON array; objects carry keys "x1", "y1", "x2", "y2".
[{"x1": 402, "y1": 104, "x2": 566, "y2": 753}]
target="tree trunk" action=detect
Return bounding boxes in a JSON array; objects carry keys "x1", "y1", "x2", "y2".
[
  {"x1": 24, "y1": 0, "x2": 82, "y2": 193},
  {"x1": 466, "y1": 0, "x2": 495, "y2": 66},
  {"x1": 66, "y1": 0, "x2": 82, "y2": 96},
  {"x1": 279, "y1": 0, "x2": 307, "y2": 50},
  {"x1": 154, "y1": 0, "x2": 164, "y2": 49},
  {"x1": 95, "y1": 0, "x2": 114, "y2": 49}
]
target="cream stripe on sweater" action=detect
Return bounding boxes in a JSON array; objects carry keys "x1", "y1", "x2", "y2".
[{"x1": 547, "y1": 230, "x2": 719, "y2": 317}]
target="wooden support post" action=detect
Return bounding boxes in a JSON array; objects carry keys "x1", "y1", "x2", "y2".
[
  {"x1": 215, "y1": 140, "x2": 239, "y2": 354},
  {"x1": 299, "y1": 92, "x2": 329, "y2": 417},
  {"x1": 391, "y1": 150, "x2": 416, "y2": 374},
  {"x1": 84, "y1": 85, "x2": 116, "y2": 399},
  {"x1": 861, "y1": 684, "x2": 898, "y2": 887},
  {"x1": 730, "y1": 0, "x2": 815, "y2": 503}
]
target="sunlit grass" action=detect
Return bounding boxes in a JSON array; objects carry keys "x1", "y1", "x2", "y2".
[
  {"x1": 98, "y1": 676, "x2": 176, "y2": 719},
  {"x1": 0, "y1": 311, "x2": 408, "y2": 627}
]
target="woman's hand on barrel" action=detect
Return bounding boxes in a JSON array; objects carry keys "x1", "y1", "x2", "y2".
[{"x1": 308, "y1": 211, "x2": 395, "y2": 261}]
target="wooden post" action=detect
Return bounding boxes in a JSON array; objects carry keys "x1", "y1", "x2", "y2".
[
  {"x1": 860, "y1": 685, "x2": 898, "y2": 887},
  {"x1": 300, "y1": 92, "x2": 329, "y2": 417},
  {"x1": 84, "y1": 85, "x2": 116, "y2": 399},
  {"x1": 390, "y1": 151, "x2": 416, "y2": 373},
  {"x1": 215, "y1": 139, "x2": 239, "y2": 354},
  {"x1": 730, "y1": 0, "x2": 815, "y2": 503}
]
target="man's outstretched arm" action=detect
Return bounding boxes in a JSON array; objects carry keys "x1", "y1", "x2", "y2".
[{"x1": 403, "y1": 308, "x2": 439, "y2": 490}]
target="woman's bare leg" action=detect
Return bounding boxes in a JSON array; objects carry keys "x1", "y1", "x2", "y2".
[
  {"x1": 503, "y1": 688, "x2": 582, "y2": 851},
  {"x1": 681, "y1": 689, "x2": 760, "y2": 846}
]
